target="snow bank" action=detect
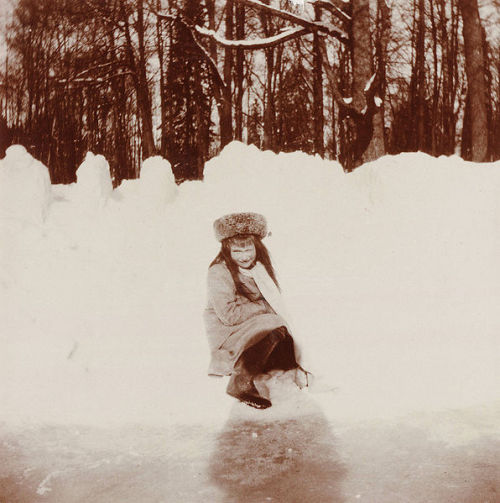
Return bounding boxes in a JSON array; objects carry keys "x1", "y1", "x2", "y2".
[{"x1": 1, "y1": 142, "x2": 499, "y2": 428}]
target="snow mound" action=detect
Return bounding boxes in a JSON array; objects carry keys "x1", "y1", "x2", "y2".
[
  {"x1": 116, "y1": 156, "x2": 177, "y2": 211},
  {"x1": 74, "y1": 152, "x2": 113, "y2": 207},
  {"x1": 0, "y1": 145, "x2": 51, "y2": 224},
  {"x1": 139, "y1": 156, "x2": 177, "y2": 203}
]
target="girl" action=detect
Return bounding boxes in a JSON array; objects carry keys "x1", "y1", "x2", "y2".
[{"x1": 204, "y1": 212, "x2": 308, "y2": 409}]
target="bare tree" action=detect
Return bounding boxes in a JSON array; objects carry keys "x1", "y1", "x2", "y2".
[
  {"x1": 351, "y1": 0, "x2": 384, "y2": 163},
  {"x1": 312, "y1": 3, "x2": 324, "y2": 156},
  {"x1": 458, "y1": 0, "x2": 488, "y2": 161},
  {"x1": 3, "y1": 0, "x2": 498, "y2": 184},
  {"x1": 119, "y1": 0, "x2": 157, "y2": 158}
]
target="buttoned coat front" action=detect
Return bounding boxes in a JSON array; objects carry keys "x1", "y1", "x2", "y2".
[{"x1": 204, "y1": 262, "x2": 288, "y2": 376}]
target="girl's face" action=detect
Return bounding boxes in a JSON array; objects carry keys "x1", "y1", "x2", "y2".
[{"x1": 229, "y1": 240, "x2": 257, "y2": 269}]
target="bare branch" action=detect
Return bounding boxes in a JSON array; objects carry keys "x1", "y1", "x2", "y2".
[
  {"x1": 318, "y1": 37, "x2": 351, "y2": 110},
  {"x1": 319, "y1": 37, "x2": 380, "y2": 115},
  {"x1": 151, "y1": 9, "x2": 228, "y2": 95}
]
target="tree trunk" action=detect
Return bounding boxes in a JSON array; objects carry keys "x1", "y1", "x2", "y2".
[
  {"x1": 137, "y1": 0, "x2": 156, "y2": 158},
  {"x1": 482, "y1": 26, "x2": 493, "y2": 160},
  {"x1": 205, "y1": 0, "x2": 218, "y2": 61},
  {"x1": 458, "y1": 0, "x2": 488, "y2": 161},
  {"x1": 330, "y1": 95, "x2": 337, "y2": 160},
  {"x1": 438, "y1": 0, "x2": 456, "y2": 155},
  {"x1": 461, "y1": 94, "x2": 472, "y2": 158},
  {"x1": 221, "y1": 0, "x2": 234, "y2": 148},
  {"x1": 263, "y1": 47, "x2": 275, "y2": 150},
  {"x1": 121, "y1": 0, "x2": 156, "y2": 159},
  {"x1": 352, "y1": 0, "x2": 384, "y2": 163},
  {"x1": 234, "y1": 3, "x2": 245, "y2": 141},
  {"x1": 108, "y1": 22, "x2": 132, "y2": 180},
  {"x1": 157, "y1": 0, "x2": 168, "y2": 157},
  {"x1": 429, "y1": 0, "x2": 439, "y2": 155},
  {"x1": 415, "y1": 0, "x2": 426, "y2": 150},
  {"x1": 494, "y1": 57, "x2": 500, "y2": 159},
  {"x1": 205, "y1": 0, "x2": 230, "y2": 150},
  {"x1": 375, "y1": 0, "x2": 390, "y2": 152},
  {"x1": 312, "y1": 5, "x2": 324, "y2": 157}
]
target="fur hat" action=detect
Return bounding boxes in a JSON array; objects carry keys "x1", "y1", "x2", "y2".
[{"x1": 214, "y1": 212, "x2": 267, "y2": 242}]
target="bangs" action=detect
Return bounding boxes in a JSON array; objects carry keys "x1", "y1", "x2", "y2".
[{"x1": 227, "y1": 234, "x2": 255, "y2": 247}]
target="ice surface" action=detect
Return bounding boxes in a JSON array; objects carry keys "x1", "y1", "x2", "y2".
[{"x1": 1, "y1": 142, "x2": 499, "y2": 430}]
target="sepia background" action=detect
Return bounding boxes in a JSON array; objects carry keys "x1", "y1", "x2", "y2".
[{"x1": 1, "y1": 1, "x2": 499, "y2": 502}]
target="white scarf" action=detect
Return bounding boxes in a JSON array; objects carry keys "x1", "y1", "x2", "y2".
[
  {"x1": 239, "y1": 261, "x2": 311, "y2": 375},
  {"x1": 239, "y1": 262, "x2": 290, "y2": 322}
]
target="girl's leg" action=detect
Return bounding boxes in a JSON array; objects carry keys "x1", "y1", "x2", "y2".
[
  {"x1": 226, "y1": 329, "x2": 286, "y2": 409},
  {"x1": 239, "y1": 328, "x2": 287, "y2": 373},
  {"x1": 262, "y1": 329, "x2": 299, "y2": 372}
]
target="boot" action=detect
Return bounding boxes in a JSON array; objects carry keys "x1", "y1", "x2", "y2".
[
  {"x1": 226, "y1": 329, "x2": 287, "y2": 409},
  {"x1": 226, "y1": 359, "x2": 272, "y2": 409}
]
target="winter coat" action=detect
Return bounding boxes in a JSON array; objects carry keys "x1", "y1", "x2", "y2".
[{"x1": 204, "y1": 262, "x2": 288, "y2": 376}]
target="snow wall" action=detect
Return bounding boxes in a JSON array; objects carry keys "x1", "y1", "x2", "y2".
[{"x1": 1, "y1": 143, "x2": 499, "y2": 427}]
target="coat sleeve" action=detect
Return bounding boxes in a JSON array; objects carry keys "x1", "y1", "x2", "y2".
[{"x1": 207, "y1": 265, "x2": 269, "y2": 326}]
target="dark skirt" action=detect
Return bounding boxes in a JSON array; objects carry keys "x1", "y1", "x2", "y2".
[{"x1": 238, "y1": 326, "x2": 298, "y2": 375}]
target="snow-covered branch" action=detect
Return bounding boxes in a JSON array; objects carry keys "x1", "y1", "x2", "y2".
[
  {"x1": 195, "y1": 25, "x2": 309, "y2": 49},
  {"x1": 73, "y1": 62, "x2": 118, "y2": 80},
  {"x1": 364, "y1": 73, "x2": 376, "y2": 92},
  {"x1": 187, "y1": 27, "x2": 227, "y2": 95},
  {"x1": 310, "y1": 0, "x2": 352, "y2": 23},
  {"x1": 56, "y1": 71, "x2": 133, "y2": 86},
  {"x1": 234, "y1": 0, "x2": 349, "y2": 44}
]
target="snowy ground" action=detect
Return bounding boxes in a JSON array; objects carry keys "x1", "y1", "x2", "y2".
[{"x1": 1, "y1": 143, "x2": 499, "y2": 501}]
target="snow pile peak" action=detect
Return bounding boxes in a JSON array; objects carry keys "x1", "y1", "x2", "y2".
[
  {"x1": 74, "y1": 152, "x2": 113, "y2": 207},
  {"x1": 139, "y1": 156, "x2": 177, "y2": 206},
  {"x1": 0, "y1": 145, "x2": 52, "y2": 224}
]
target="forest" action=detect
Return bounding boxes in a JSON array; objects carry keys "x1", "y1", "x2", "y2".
[{"x1": 0, "y1": 0, "x2": 498, "y2": 184}]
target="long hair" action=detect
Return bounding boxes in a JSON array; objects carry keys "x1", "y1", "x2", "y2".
[{"x1": 210, "y1": 234, "x2": 280, "y2": 298}]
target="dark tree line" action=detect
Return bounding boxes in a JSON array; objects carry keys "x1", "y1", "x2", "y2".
[{"x1": 0, "y1": 0, "x2": 498, "y2": 184}]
